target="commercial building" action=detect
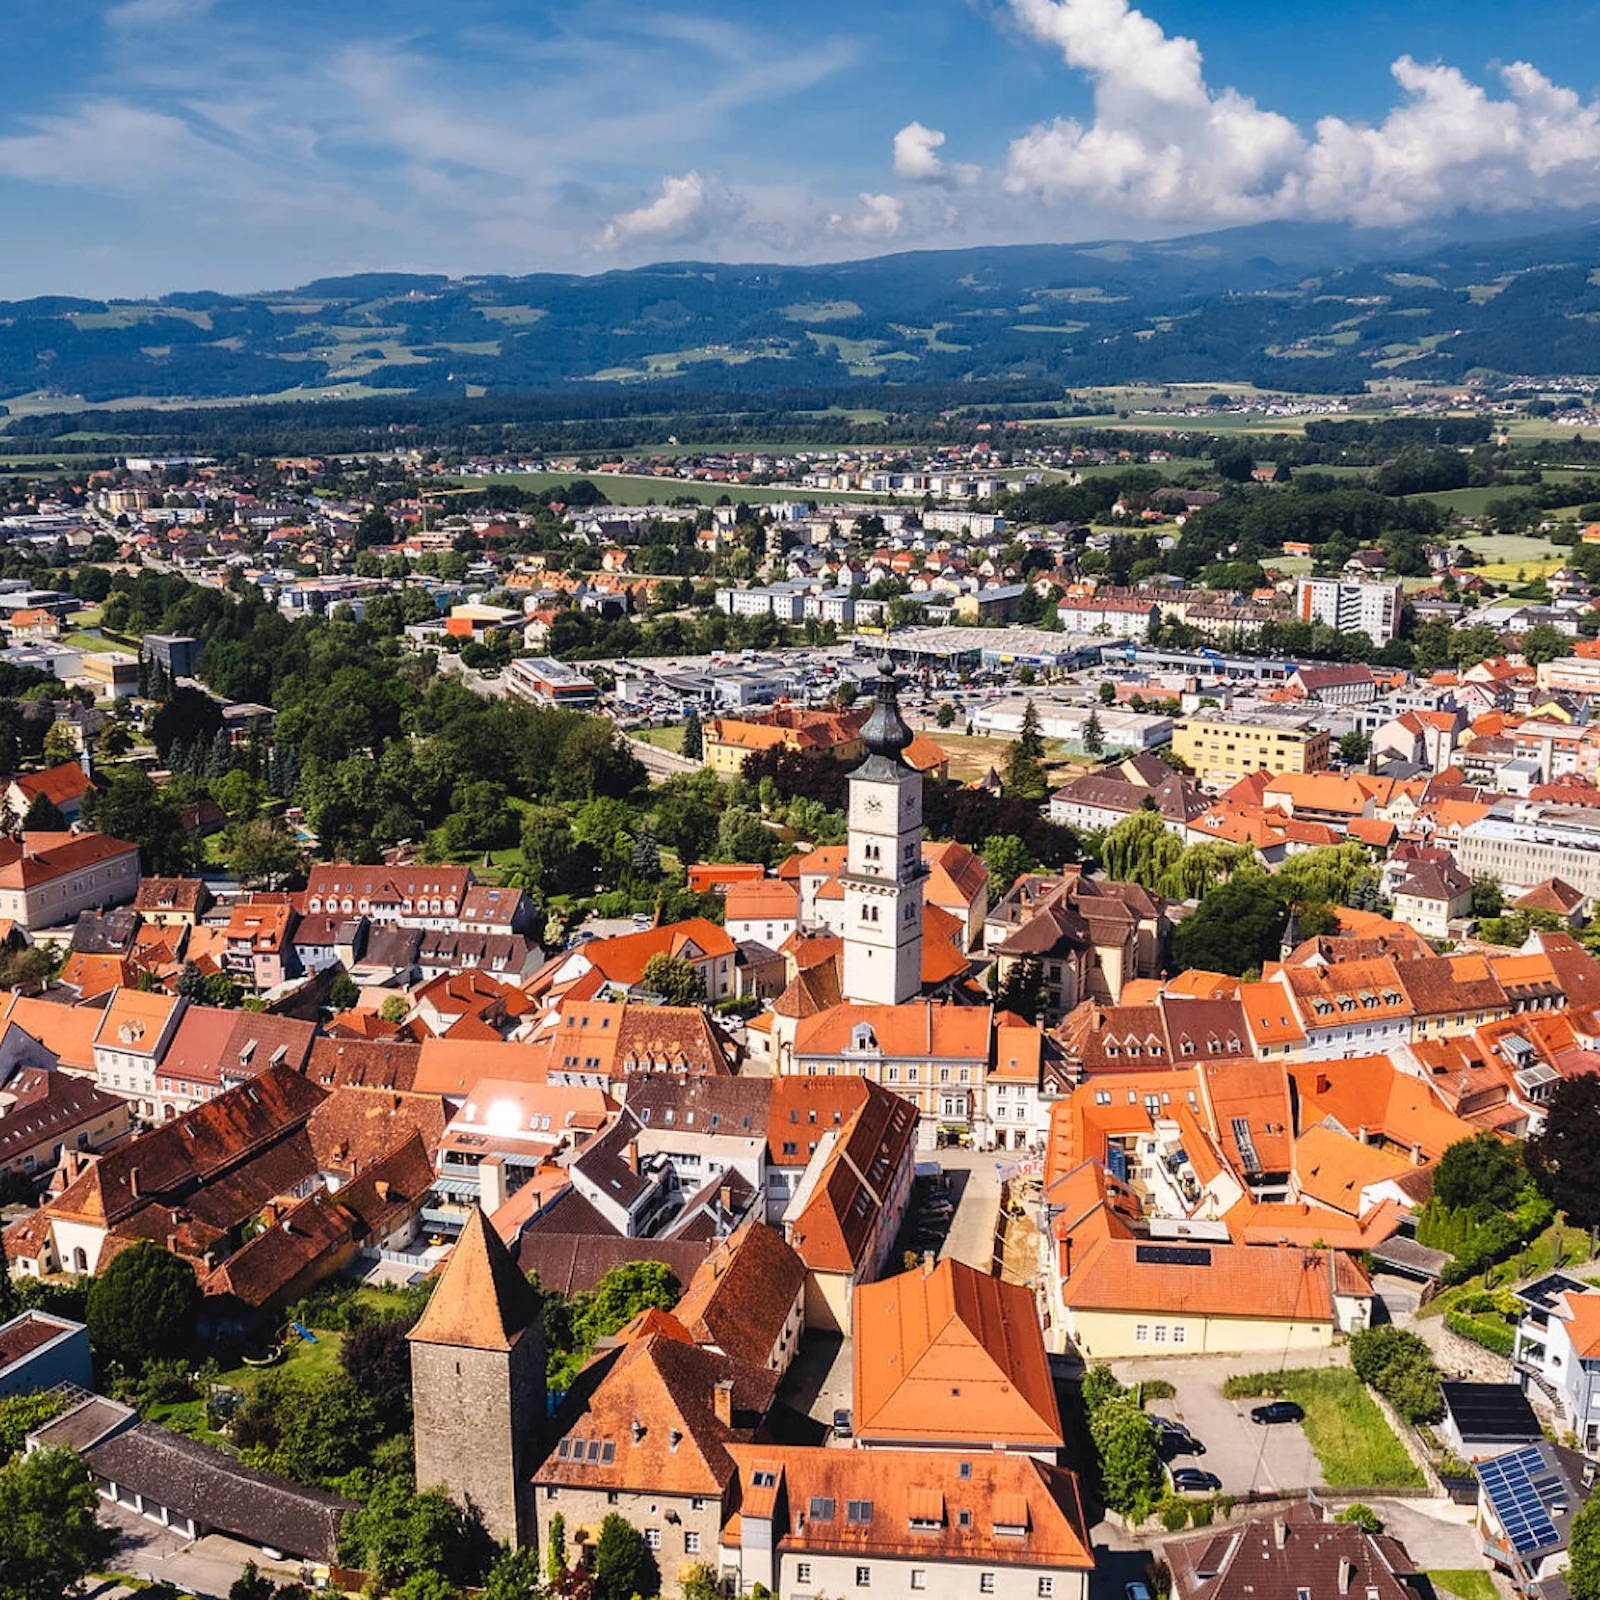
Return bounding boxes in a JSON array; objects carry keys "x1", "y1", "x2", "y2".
[
  {"x1": 503, "y1": 656, "x2": 600, "y2": 707},
  {"x1": 1456, "y1": 804, "x2": 1600, "y2": 899},
  {"x1": 1295, "y1": 576, "x2": 1404, "y2": 645},
  {"x1": 140, "y1": 634, "x2": 200, "y2": 680},
  {"x1": 1171, "y1": 711, "x2": 1330, "y2": 791}
]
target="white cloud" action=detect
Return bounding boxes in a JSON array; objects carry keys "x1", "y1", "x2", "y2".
[
  {"x1": 893, "y1": 121, "x2": 980, "y2": 187},
  {"x1": 106, "y1": 0, "x2": 217, "y2": 27},
  {"x1": 894, "y1": 122, "x2": 948, "y2": 181},
  {"x1": 995, "y1": 0, "x2": 1600, "y2": 226},
  {"x1": 598, "y1": 171, "x2": 745, "y2": 249},
  {"x1": 828, "y1": 192, "x2": 904, "y2": 239}
]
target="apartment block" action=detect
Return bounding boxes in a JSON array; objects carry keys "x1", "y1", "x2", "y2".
[
  {"x1": 1170, "y1": 712, "x2": 1330, "y2": 791},
  {"x1": 1295, "y1": 576, "x2": 1403, "y2": 644}
]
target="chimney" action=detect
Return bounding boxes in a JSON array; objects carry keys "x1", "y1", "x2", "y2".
[
  {"x1": 1357, "y1": 1124, "x2": 1368, "y2": 1144},
  {"x1": 1316, "y1": 1073, "x2": 1331, "y2": 1095},
  {"x1": 720, "y1": 1183, "x2": 733, "y2": 1214},
  {"x1": 259, "y1": 1201, "x2": 278, "y2": 1229},
  {"x1": 1338, "y1": 1561, "x2": 1355, "y2": 1596},
  {"x1": 1410, "y1": 1142, "x2": 1423, "y2": 1165},
  {"x1": 128, "y1": 1165, "x2": 140, "y2": 1198},
  {"x1": 713, "y1": 1378, "x2": 734, "y2": 1428},
  {"x1": 1274, "y1": 1519, "x2": 1288, "y2": 1550},
  {"x1": 922, "y1": 1251, "x2": 936, "y2": 1276},
  {"x1": 479, "y1": 1156, "x2": 509, "y2": 1219},
  {"x1": 625, "y1": 1140, "x2": 639, "y2": 1175}
]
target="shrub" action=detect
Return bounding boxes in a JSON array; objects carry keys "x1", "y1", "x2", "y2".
[
  {"x1": 1140, "y1": 1379, "x2": 1176, "y2": 1401},
  {"x1": 1445, "y1": 1308, "x2": 1515, "y2": 1357},
  {"x1": 1160, "y1": 1499, "x2": 1190, "y2": 1531},
  {"x1": 1337, "y1": 1503, "x2": 1384, "y2": 1534}
]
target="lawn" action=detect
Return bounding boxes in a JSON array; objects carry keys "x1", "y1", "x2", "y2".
[
  {"x1": 634, "y1": 723, "x2": 688, "y2": 753},
  {"x1": 925, "y1": 731, "x2": 1082, "y2": 786},
  {"x1": 1231, "y1": 1367, "x2": 1422, "y2": 1489},
  {"x1": 60, "y1": 630, "x2": 125, "y2": 654},
  {"x1": 1427, "y1": 1573, "x2": 1498, "y2": 1600},
  {"x1": 1419, "y1": 1220, "x2": 1595, "y2": 1318}
]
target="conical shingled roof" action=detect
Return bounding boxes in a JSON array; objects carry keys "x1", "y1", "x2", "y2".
[{"x1": 408, "y1": 1204, "x2": 539, "y2": 1353}]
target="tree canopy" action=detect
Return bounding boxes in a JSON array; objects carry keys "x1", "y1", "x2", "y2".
[
  {"x1": 1527, "y1": 1074, "x2": 1600, "y2": 1227},
  {"x1": 85, "y1": 1241, "x2": 199, "y2": 1375}
]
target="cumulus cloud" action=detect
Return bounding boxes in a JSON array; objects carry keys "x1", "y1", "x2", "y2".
[
  {"x1": 598, "y1": 171, "x2": 745, "y2": 249},
  {"x1": 995, "y1": 0, "x2": 1600, "y2": 225},
  {"x1": 828, "y1": 192, "x2": 905, "y2": 239},
  {"x1": 893, "y1": 121, "x2": 980, "y2": 187}
]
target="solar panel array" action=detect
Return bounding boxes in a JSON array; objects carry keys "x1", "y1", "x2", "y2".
[
  {"x1": 1478, "y1": 1446, "x2": 1560, "y2": 1555},
  {"x1": 1135, "y1": 1244, "x2": 1213, "y2": 1267}
]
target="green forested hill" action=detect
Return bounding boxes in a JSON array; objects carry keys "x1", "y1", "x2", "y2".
[{"x1": 5, "y1": 215, "x2": 1600, "y2": 406}]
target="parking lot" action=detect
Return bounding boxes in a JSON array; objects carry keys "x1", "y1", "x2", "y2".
[{"x1": 1133, "y1": 1355, "x2": 1331, "y2": 1496}]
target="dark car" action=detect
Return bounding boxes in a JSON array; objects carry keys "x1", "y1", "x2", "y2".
[
  {"x1": 1170, "y1": 1468, "x2": 1223, "y2": 1493},
  {"x1": 832, "y1": 1408, "x2": 853, "y2": 1439},
  {"x1": 1154, "y1": 1418, "x2": 1204, "y2": 1455},
  {"x1": 1250, "y1": 1401, "x2": 1304, "y2": 1425}
]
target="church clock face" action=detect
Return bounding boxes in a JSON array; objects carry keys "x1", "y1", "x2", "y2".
[{"x1": 863, "y1": 794, "x2": 884, "y2": 816}]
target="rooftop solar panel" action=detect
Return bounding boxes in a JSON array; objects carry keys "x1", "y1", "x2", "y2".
[
  {"x1": 1135, "y1": 1244, "x2": 1213, "y2": 1267},
  {"x1": 1478, "y1": 1446, "x2": 1562, "y2": 1556}
]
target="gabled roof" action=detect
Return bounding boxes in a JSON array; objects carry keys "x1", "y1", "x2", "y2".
[
  {"x1": 408, "y1": 1204, "x2": 539, "y2": 1354},
  {"x1": 853, "y1": 1258, "x2": 1061, "y2": 1449},
  {"x1": 671, "y1": 1221, "x2": 806, "y2": 1367}
]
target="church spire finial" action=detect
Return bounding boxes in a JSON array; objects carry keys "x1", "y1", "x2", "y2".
[{"x1": 859, "y1": 657, "x2": 914, "y2": 761}]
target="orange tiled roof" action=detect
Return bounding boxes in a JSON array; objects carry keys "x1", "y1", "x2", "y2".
[{"x1": 853, "y1": 1258, "x2": 1062, "y2": 1449}]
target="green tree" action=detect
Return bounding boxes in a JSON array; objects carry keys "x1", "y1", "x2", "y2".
[
  {"x1": 681, "y1": 707, "x2": 704, "y2": 763},
  {"x1": 1527, "y1": 1074, "x2": 1600, "y2": 1226},
  {"x1": 339, "y1": 1475, "x2": 486, "y2": 1588},
  {"x1": 980, "y1": 835, "x2": 1037, "y2": 907},
  {"x1": 1003, "y1": 700, "x2": 1048, "y2": 800},
  {"x1": 1088, "y1": 1398, "x2": 1163, "y2": 1521},
  {"x1": 1171, "y1": 871, "x2": 1289, "y2": 977},
  {"x1": 0, "y1": 1393, "x2": 64, "y2": 1468},
  {"x1": 85, "y1": 1241, "x2": 199, "y2": 1374},
  {"x1": 1083, "y1": 709, "x2": 1105, "y2": 758},
  {"x1": 19, "y1": 794, "x2": 65, "y2": 833},
  {"x1": 380, "y1": 995, "x2": 411, "y2": 1023},
  {"x1": 1098, "y1": 680, "x2": 1116, "y2": 706},
  {"x1": 631, "y1": 824, "x2": 661, "y2": 882},
  {"x1": 440, "y1": 780, "x2": 517, "y2": 856},
  {"x1": 546, "y1": 1510, "x2": 568, "y2": 1585},
  {"x1": 936, "y1": 702, "x2": 957, "y2": 729},
  {"x1": 995, "y1": 957, "x2": 1046, "y2": 1023},
  {"x1": 229, "y1": 1562, "x2": 277, "y2": 1600},
  {"x1": 484, "y1": 1545, "x2": 544, "y2": 1600},
  {"x1": 591, "y1": 1514, "x2": 659, "y2": 1600},
  {"x1": 223, "y1": 816, "x2": 302, "y2": 889},
  {"x1": 640, "y1": 953, "x2": 704, "y2": 1006},
  {"x1": 1338, "y1": 730, "x2": 1371, "y2": 766},
  {"x1": 1520, "y1": 623, "x2": 1569, "y2": 667},
  {"x1": 0, "y1": 1448, "x2": 113, "y2": 1600},
  {"x1": 1570, "y1": 1492, "x2": 1600, "y2": 1600},
  {"x1": 40, "y1": 726, "x2": 78, "y2": 769},
  {"x1": 520, "y1": 807, "x2": 573, "y2": 891},
  {"x1": 1472, "y1": 875, "x2": 1504, "y2": 919},
  {"x1": 81, "y1": 768, "x2": 191, "y2": 875},
  {"x1": 327, "y1": 973, "x2": 360, "y2": 1012},
  {"x1": 1434, "y1": 1133, "x2": 1524, "y2": 1216}
]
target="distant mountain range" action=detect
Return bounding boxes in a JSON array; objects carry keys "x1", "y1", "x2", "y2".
[{"x1": 7, "y1": 212, "x2": 1600, "y2": 407}]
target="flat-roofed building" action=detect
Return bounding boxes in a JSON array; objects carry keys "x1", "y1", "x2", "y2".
[{"x1": 1171, "y1": 711, "x2": 1330, "y2": 791}]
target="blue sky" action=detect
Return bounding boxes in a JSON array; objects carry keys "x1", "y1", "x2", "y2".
[{"x1": 3, "y1": 0, "x2": 1600, "y2": 297}]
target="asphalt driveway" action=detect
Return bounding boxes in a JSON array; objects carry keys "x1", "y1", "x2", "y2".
[{"x1": 1147, "y1": 1373, "x2": 1319, "y2": 1496}]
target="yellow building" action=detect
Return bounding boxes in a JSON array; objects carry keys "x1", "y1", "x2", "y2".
[{"x1": 1171, "y1": 712, "x2": 1330, "y2": 790}]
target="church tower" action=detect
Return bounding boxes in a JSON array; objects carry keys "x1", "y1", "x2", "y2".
[
  {"x1": 842, "y1": 659, "x2": 926, "y2": 1006},
  {"x1": 408, "y1": 1206, "x2": 546, "y2": 1548}
]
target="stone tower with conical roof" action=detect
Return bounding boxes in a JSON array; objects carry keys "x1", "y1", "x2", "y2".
[
  {"x1": 841, "y1": 659, "x2": 926, "y2": 1006},
  {"x1": 408, "y1": 1205, "x2": 545, "y2": 1547}
]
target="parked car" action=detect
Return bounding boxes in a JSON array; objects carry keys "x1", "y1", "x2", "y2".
[
  {"x1": 1154, "y1": 1418, "x2": 1204, "y2": 1455},
  {"x1": 832, "y1": 1409, "x2": 853, "y2": 1439},
  {"x1": 1170, "y1": 1468, "x2": 1222, "y2": 1493},
  {"x1": 1250, "y1": 1401, "x2": 1304, "y2": 1425},
  {"x1": 1125, "y1": 1584, "x2": 1153, "y2": 1600}
]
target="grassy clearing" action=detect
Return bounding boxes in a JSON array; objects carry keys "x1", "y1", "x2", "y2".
[
  {"x1": 1420, "y1": 1220, "x2": 1594, "y2": 1318},
  {"x1": 1427, "y1": 1574, "x2": 1497, "y2": 1600},
  {"x1": 1228, "y1": 1367, "x2": 1422, "y2": 1488},
  {"x1": 633, "y1": 723, "x2": 688, "y2": 753},
  {"x1": 61, "y1": 630, "x2": 124, "y2": 654},
  {"x1": 1458, "y1": 531, "x2": 1566, "y2": 563},
  {"x1": 929, "y1": 731, "x2": 1081, "y2": 786}
]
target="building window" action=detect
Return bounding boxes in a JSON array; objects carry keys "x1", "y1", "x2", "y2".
[
  {"x1": 797, "y1": 1567, "x2": 812, "y2": 1586},
  {"x1": 1039, "y1": 1581, "x2": 1054, "y2": 1597},
  {"x1": 1154, "y1": 1325, "x2": 1167, "y2": 1343},
  {"x1": 912, "y1": 1575, "x2": 927, "y2": 1592},
  {"x1": 685, "y1": 1532, "x2": 701, "y2": 1554},
  {"x1": 645, "y1": 1530, "x2": 660, "y2": 1550},
  {"x1": 1172, "y1": 1326, "x2": 1187, "y2": 1346},
  {"x1": 980, "y1": 1577, "x2": 995, "y2": 1595},
  {"x1": 857, "y1": 1569, "x2": 871, "y2": 1589}
]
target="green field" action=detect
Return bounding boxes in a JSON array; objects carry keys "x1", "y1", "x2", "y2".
[
  {"x1": 633, "y1": 723, "x2": 688, "y2": 753},
  {"x1": 1427, "y1": 1574, "x2": 1497, "y2": 1600},
  {"x1": 441, "y1": 471, "x2": 870, "y2": 506},
  {"x1": 1228, "y1": 1368, "x2": 1422, "y2": 1488},
  {"x1": 1458, "y1": 531, "x2": 1567, "y2": 563}
]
